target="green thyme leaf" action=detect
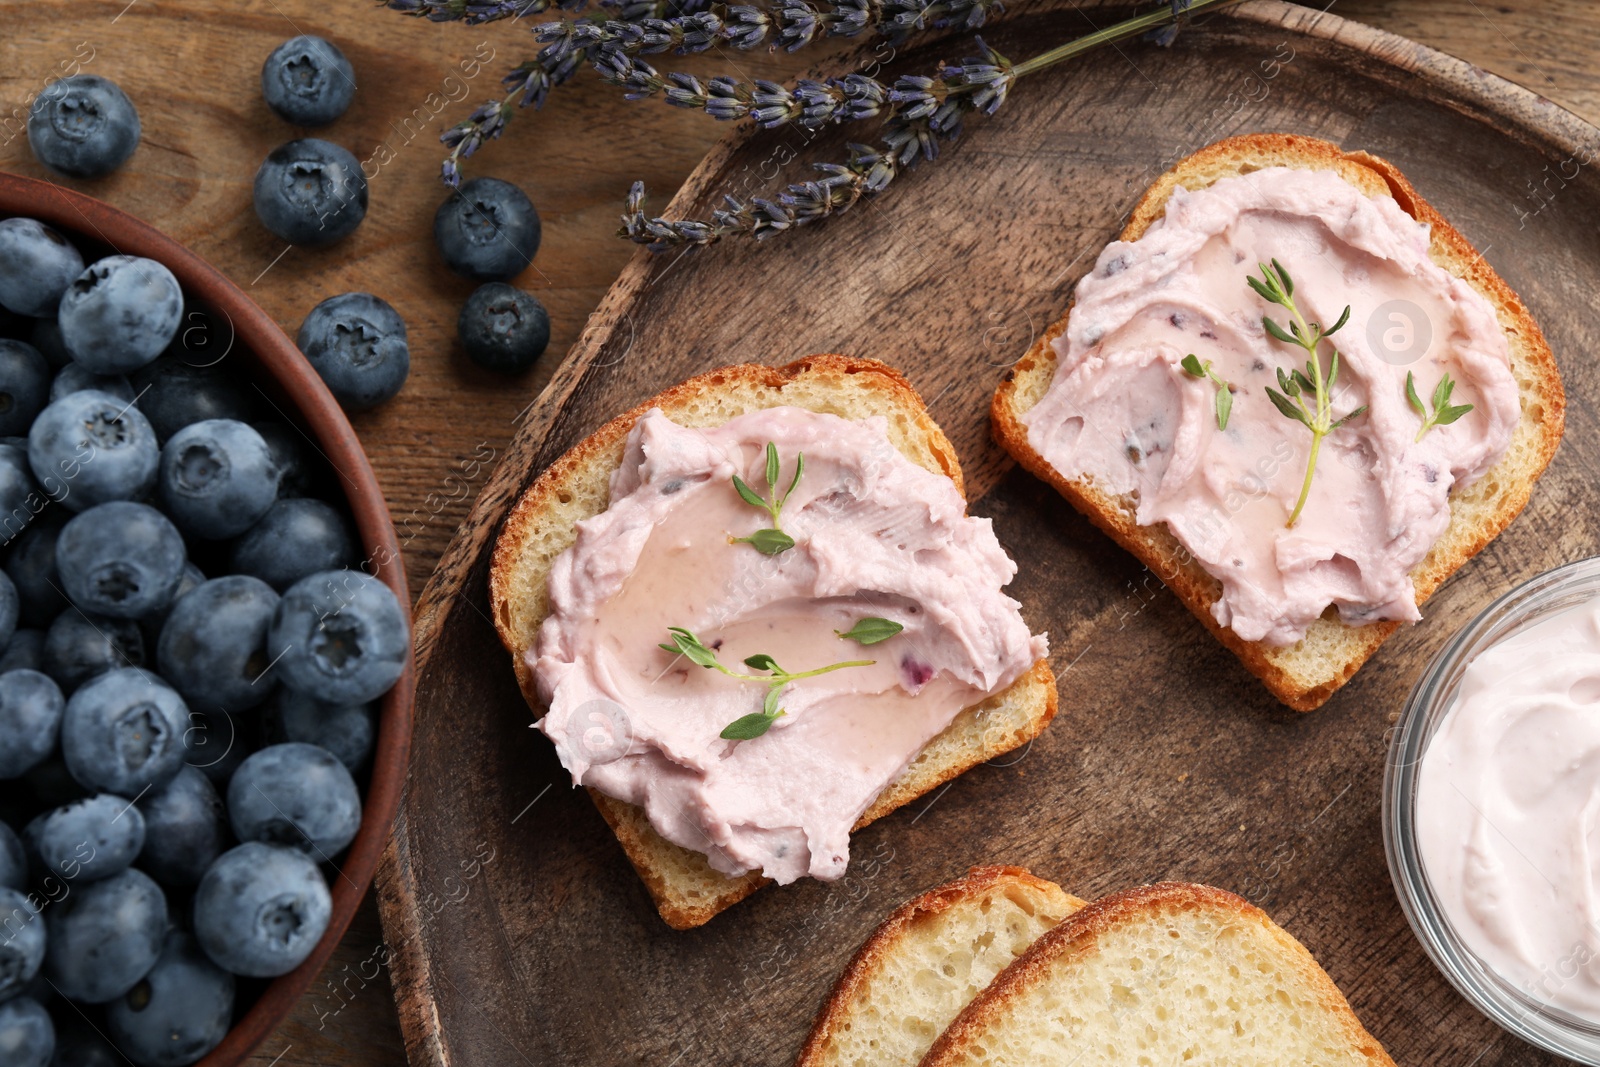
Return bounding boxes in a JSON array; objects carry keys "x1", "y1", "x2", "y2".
[
  {"x1": 1411, "y1": 371, "x2": 1475, "y2": 441},
  {"x1": 1330, "y1": 405, "x2": 1368, "y2": 429},
  {"x1": 1215, "y1": 385, "x2": 1232, "y2": 431},
  {"x1": 1263, "y1": 316, "x2": 1296, "y2": 345},
  {"x1": 1406, "y1": 371, "x2": 1425, "y2": 415},
  {"x1": 663, "y1": 627, "x2": 721, "y2": 669},
  {"x1": 764, "y1": 441, "x2": 780, "y2": 489},
  {"x1": 1247, "y1": 276, "x2": 1278, "y2": 305},
  {"x1": 721, "y1": 712, "x2": 781, "y2": 740},
  {"x1": 1265, "y1": 387, "x2": 1308, "y2": 425},
  {"x1": 735, "y1": 528, "x2": 796, "y2": 555},
  {"x1": 744, "y1": 653, "x2": 782, "y2": 672},
  {"x1": 836, "y1": 617, "x2": 904, "y2": 645},
  {"x1": 1271, "y1": 258, "x2": 1293, "y2": 297},
  {"x1": 785, "y1": 452, "x2": 805, "y2": 503},
  {"x1": 1432, "y1": 374, "x2": 1453, "y2": 410},
  {"x1": 1434, "y1": 404, "x2": 1472, "y2": 425},
  {"x1": 732, "y1": 475, "x2": 766, "y2": 510},
  {"x1": 762, "y1": 686, "x2": 782, "y2": 717},
  {"x1": 1325, "y1": 305, "x2": 1351, "y2": 336},
  {"x1": 1180, "y1": 353, "x2": 1206, "y2": 377}
]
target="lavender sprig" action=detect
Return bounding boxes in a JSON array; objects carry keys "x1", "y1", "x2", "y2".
[
  {"x1": 620, "y1": 0, "x2": 1241, "y2": 248},
  {"x1": 380, "y1": 0, "x2": 580, "y2": 23}
]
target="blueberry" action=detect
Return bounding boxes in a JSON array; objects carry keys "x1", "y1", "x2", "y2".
[
  {"x1": 261, "y1": 36, "x2": 355, "y2": 127},
  {"x1": 0, "y1": 569, "x2": 15, "y2": 650},
  {"x1": 6, "y1": 511, "x2": 70, "y2": 625},
  {"x1": 433, "y1": 177, "x2": 541, "y2": 282},
  {"x1": 0, "y1": 888, "x2": 44, "y2": 1001},
  {"x1": 23, "y1": 793, "x2": 144, "y2": 882},
  {"x1": 26, "y1": 320, "x2": 69, "y2": 370},
  {"x1": 25, "y1": 75, "x2": 140, "y2": 180},
  {"x1": 458, "y1": 283, "x2": 550, "y2": 374},
  {"x1": 0, "y1": 995, "x2": 52, "y2": 1067},
  {"x1": 0, "y1": 341, "x2": 50, "y2": 436},
  {"x1": 231, "y1": 498, "x2": 354, "y2": 590},
  {"x1": 0, "y1": 442, "x2": 39, "y2": 544},
  {"x1": 28, "y1": 390, "x2": 159, "y2": 512},
  {"x1": 269, "y1": 570, "x2": 407, "y2": 704},
  {"x1": 193, "y1": 842, "x2": 330, "y2": 977},
  {"x1": 136, "y1": 767, "x2": 224, "y2": 889},
  {"x1": 49, "y1": 361, "x2": 133, "y2": 403},
  {"x1": 58, "y1": 256, "x2": 183, "y2": 374},
  {"x1": 295, "y1": 292, "x2": 409, "y2": 411},
  {"x1": 44, "y1": 866, "x2": 166, "y2": 1003},
  {"x1": 128, "y1": 357, "x2": 251, "y2": 445},
  {"x1": 42, "y1": 610, "x2": 144, "y2": 694},
  {"x1": 0, "y1": 219, "x2": 84, "y2": 318},
  {"x1": 262, "y1": 688, "x2": 374, "y2": 773},
  {"x1": 107, "y1": 931, "x2": 234, "y2": 1067},
  {"x1": 157, "y1": 576, "x2": 278, "y2": 712},
  {"x1": 0, "y1": 822, "x2": 24, "y2": 890},
  {"x1": 158, "y1": 419, "x2": 278, "y2": 540},
  {"x1": 61, "y1": 668, "x2": 188, "y2": 795},
  {"x1": 0, "y1": 670, "x2": 63, "y2": 780},
  {"x1": 0, "y1": 629, "x2": 43, "y2": 674},
  {"x1": 57, "y1": 502, "x2": 187, "y2": 620},
  {"x1": 228, "y1": 742, "x2": 360, "y2": 857},
  {"x1": 252, "y1": 139, "x2": 367, "y2": 246},
  {"x1": 182, "y1": 709, "x2": 250, "y2": 787},
  {"x1": 252, "y1": 422, "x2": 315, "y2": 499}
]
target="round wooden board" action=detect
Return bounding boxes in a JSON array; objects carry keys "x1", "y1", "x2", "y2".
[{"x1": 375, "y1": 2, "x2": 1600, "y2": 1064}]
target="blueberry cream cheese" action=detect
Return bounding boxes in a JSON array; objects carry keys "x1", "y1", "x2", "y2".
[
  {"x1": 1021, "y1": 166, "x2": 1521, "y2": 645},
  {"x1": 532, "y1": 407, "x2": 1046, "y2": 885}
]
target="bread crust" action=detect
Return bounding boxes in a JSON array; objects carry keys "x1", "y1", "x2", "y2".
[
  {"x1": 489, "y1": 355, "x2": 1057, "y2": 928},
  {"x1": 795, "y1": 865, "x2": 1086, "y2": 1067},
  {"x1": 992, "y1": 133, "x2": 1565, "y2": 711},
  {"x1": 919, "y1": 881, "x2": 1397, "y2": 1067}
]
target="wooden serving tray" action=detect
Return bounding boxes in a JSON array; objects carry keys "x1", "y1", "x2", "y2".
[{"x1": 374, "y1": 3, "x2": 1600, "y2": 1063}]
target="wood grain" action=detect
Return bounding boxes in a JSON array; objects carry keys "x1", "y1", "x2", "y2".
[
  {"x1": 2, "y1": 1, "x2": 1598, "y2": 1065},
  {"x1": 377, "y1": 2, "x2": 1600, "y2": 1066}
]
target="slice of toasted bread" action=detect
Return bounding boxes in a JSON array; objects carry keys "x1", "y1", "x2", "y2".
[
  {"x1": 795, "y1": 866, "x2": 1086, "y2": 1067},
  {"x1": 920, "y1": 882, "x2": 1396, "y2": 1067},
  {"x1": 992, "y1": 133, "x2": 1565, "y2": 711},
  {"x1": 490, "y1": 355, "x2": 1058, "y2": 929}
]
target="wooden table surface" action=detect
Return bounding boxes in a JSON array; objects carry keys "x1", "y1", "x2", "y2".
[{"x1": 0, "y1": 1, "x2": 1594, "y2": 1063}]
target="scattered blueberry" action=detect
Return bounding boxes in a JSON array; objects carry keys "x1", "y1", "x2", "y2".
[
  {"x1": 49, "y1": 361, "x2": 134, "y2": 403},
  {"x1": 228, "y1": 742, "x2": 360, "y2": 857},
  {"x1": 458, "y1": 283, "x2": 550, "y2": 374},
  {"x1": 42, "y1": 610, "x2": 144, "y2": 694},
  {"x1": 262, "y1": 687, "x2": 374, "y2": 773},
  {"x1": 0, "y1": 219, "x2": 84, "y2": 318},
  {"x1": 0, "y1": 670, "x2": 64, "y2": 780},
  {"x1": 158, "y1": 419, "x2": 278, "y2": 540},
  {"x1": 61, "y1": 668, "x2": 188, "y2": 795},
  {"x1": 183, "y1": 709, "x2": 250, "y2": 787},
  {"x1": 157, "y1": 575, "x2": 279, "y2": 712},
  {"x1": 43, "y1": 866, "x2": 166, "y2": 1003},
  {"x1": 0, "y1": 822, "x2": 25, "y2": 890},
  {"x1": 24, "y1": 793, "x2": 144, "y2": 882},
  {"x1": 433, "y1": 177, "x2": 541, "y2": 282},
  {"x1": 25, "y1": 320, "x2": 69, "y2": 370},
  {"x1": 0, "y1": 995, "x2": 52, "y2": 1067},
  {"x1": 0, "y1": 341, "x2": 50, "y2": 436},
  {"x1": 0, "y1": 887, "x2": 44, "y2": 1001},
  {"x1": 0, "y1": 442, "x2": 38, "y2": 543},
  {"x1": 57, "y1": 502, "x2": 187, "y2": 620},
  {"x1": 295, "y1": 292, "x2": 409, "y2": 411},
  {"x1": 0, "y1": 629, "x2": 42, "y2": 673},
  {"x1": 231, "y1": 498, "x2": 353, "y2": 590},
  {"x1": 58, "y1": 256, "x2": 183, "y2": 374},
  {"x1": 107, "y1": 931, "x2": 235, "y2": 1067},
  {"x1": 26, "y1": 75, "x2": 141, "y2": 180},
  {"x1": 136, "y1": 767, "x2": 225, "y2": 888},
  {"x1": 0, "y1": 568, "x2": 15, "y2": 650},
  {"x1": 193, "y1": 842, "x2": 330, "y2": 978},
  {"x1": 5, "y1": 511, "x2": 70, "y2": 625},
  {"x1": 252, "y1": 139, "x2": 367, "y2": 246},
  {"x1": 129, "y1": 357, "x2": 251, "y2": 444},
  {"x1": 269, "y1": 570, "x2": 407, "y2": 704},
  {"x1": 261, "y1": 36, "x2": 355, "y2": 128},
  {"x1": 28, "y1": 389, "x2": 159, "y2": 511}
]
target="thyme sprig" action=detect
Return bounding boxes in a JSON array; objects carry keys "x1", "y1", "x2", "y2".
[
  {"x1": 1406, "y1": 370, "x2": 1474, "y2": 442},
  {"x1": 618, "y1": 0, "x2": 1240, "y2": 248},
  {"x1": 1180, "y1": 353, "x2": 1232, "y2": 431},
  {"x1": 659, "y1": 626, "x2": 873, "y2": 739},
  {"x1": 1254, "y1": 259, "x2": 1366, "y2": 528},
  {"x1": 731, "y1": 441, "x2": 803, "y2": 554}
]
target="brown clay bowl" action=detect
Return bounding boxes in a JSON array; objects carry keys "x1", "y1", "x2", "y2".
[{"x1": 0, "y1": 171, "x2": 414, "y2": 1067}]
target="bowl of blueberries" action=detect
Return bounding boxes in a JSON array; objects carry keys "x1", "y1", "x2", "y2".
[{"x1": 0, "y1": 165, "x2": 415, "y2": 1067}]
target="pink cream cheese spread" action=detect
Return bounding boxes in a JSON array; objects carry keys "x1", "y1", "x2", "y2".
[
  {"x1": 1022, "y1": 167, "x2": 1521, "y2": 645},
  {"x1": 531, "y1": 407, "x2": 1046, "y2": 884},
  {"x1": 1417, "y1": 599, "x2": 1600, "y2": 1019}
]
